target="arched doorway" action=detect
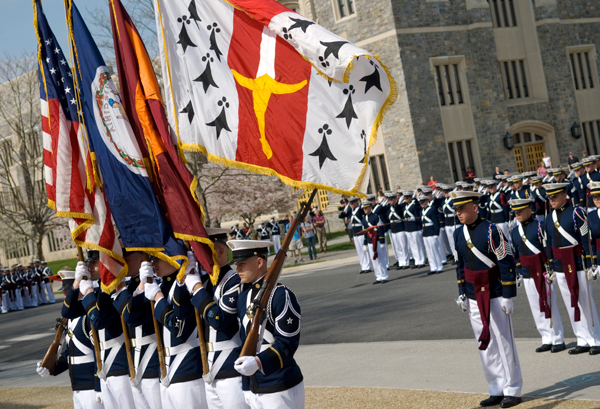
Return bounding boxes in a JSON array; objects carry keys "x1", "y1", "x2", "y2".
[{"x1": 509, "y1": 121, "x2": 558, "y2": 173}]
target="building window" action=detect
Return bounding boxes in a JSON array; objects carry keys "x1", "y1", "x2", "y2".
[
  {"x1": 500, "y1": 60, "x2": 529, "y2": 100},
  {"x1": 434, "y1": 63, "x2": 464, "y2": 107},
  {"x1": 333, "y1": 0, "x2": 354, "y2": 20},
  {"x1": 0, "y1": 141, "x2": 13, "y2": 167},
  {"x1": 366, "y1": 154, "x2": 390, "y2": 193},
  {"x1": 447, "y1": 140, "x2": 475, "y2": 182},
  {"x1": 47, "y1": 229, "x2": 76, "y2": 253},
  {"x1": 582, "y1": 120, "x2": 600, "y2": 156},
  {"x1": 489, "y1": 0, "x2": 517, "y2": 28},
  {"x1": 512, "y1": 131, "x2": 545, "y2": 172},
  {"x1": 7, "y1": 239, "x2": 30, "y2": 260},
  {"x1": 570, "y1": 50, "x2": 595, "y2": 90}
]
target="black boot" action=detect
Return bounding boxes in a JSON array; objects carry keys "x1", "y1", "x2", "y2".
[{"x1": 479, "y1": 395, "x2": 504, "y2": 407}]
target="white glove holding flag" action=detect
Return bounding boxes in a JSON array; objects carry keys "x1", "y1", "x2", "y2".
[
  {"x1": 36, "y1": 362, "x2": 50, "y2": 377},
  {"x1": 75, "y1": 261, "x2": 90, "y2": 282},
  {"x1": 185, "y1": 271, "x2": 202, "y2": 295},
  {"x1": 140, "y1": 262, "x2": 160, "y2": 301},
  {"x1": 500, "y1": 298, "x2": 514, "y2": 315},
  {"x1": 185, "y1": 251, "x2": 197, "y2": 276},
  {"x1": 234, "y1": 356, "x2": 260, "y2": 376},
  {"x1": 79, "y1": 278, "x2": 93, "y2": 296}
]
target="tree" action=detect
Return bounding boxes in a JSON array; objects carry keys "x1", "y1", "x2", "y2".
[{"x1": 0, "y1": 53, "x2": 62, "y2": 261}]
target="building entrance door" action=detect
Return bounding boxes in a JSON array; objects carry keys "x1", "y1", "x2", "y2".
[{"x1": 512, "y1": 132, "x2": 546, "y2": 173}]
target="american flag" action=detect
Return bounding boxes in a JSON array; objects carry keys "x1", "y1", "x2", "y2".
[{"x1": 35, "y1": 0, "x2": 126, "y2": 286}]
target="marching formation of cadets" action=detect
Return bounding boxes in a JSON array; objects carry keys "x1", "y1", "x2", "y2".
[
  {"x1": 35, "y1": 232, "x2": 303, "y2": 409},
  {"x1": 0, "y1": 260, "x2": 55, "y2": 313},
  {"x1": 340, "y1": 156, "x2": 600, "y2": 408}
]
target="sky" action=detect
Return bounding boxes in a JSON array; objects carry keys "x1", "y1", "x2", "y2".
[{"x1": 0, "y1": 0, "x2": 108, "y2": 57}]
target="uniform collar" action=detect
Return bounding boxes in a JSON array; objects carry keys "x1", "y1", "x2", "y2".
[
  {"x1": 466, "y1": 217, "x2": 482, "y2": 230},
  {"x1": 522, "y1": 216, "x2": 535, "y2": 226}
]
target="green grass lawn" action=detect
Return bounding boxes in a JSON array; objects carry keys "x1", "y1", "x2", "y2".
[{"x1": 47, "y1": 258, "x2": 78, "y2": 275}]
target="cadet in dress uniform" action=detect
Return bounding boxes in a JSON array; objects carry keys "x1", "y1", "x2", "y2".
[
  {"x1": 485, "y1": 180, "x2": 511, "y2": 239},
  {"x1": 11, "y1": 265, "x2": 24, "y2": 311},
  {"x1": 403, "y1": 190, "x2": 426, "y2": 268},
  {"x1": 113, "y1": 251, "x2": 162, "y2": 409},
  {"x1": 339, "y1": 197, "x2": 371, "y2": 274},
  {"x1": 181, "y1": 228, "x2": 249, "y2": 409},
  {"x1": 370, "y1": 194, "x2": 391, "y2": 270},
  {"x1": 509, "y1": 199, "x2": 565, "y2": 353},
  {"x1": 439, "y1": 183, "x2": 459, "y2": 261},
  {"x1": 571, "y1": 162, "x2": 586, "y2": 208},
  {"x1": 387, "y1": 191, "x2": 410, "y2": 269},
  {"x1": 42, "y1": 261, "x2": 56, "y2": 304},
  {"x1": 228, "y1": 240, "x2": 305, "y2": 409},
  {"x1": 509, "y1": 175, "x2": 530, "y2": 200},
  {"x1": 0, "y1": 271, "x2": 8, "y2": 314},
  {"x1": 529, "y1": 176, "x2": 547, "y2": 222},
  {"x1": 38, "y1": 266, "x2": 103, "y2": 409},
  {"x1": 586, "y1": 181, "x2": 600, "y2": 281},
  {"x1": 267, "y1": 218, "x2": 282, "y2": 253},
  {"x1": 361, "y1": 201, "x2": 389, "y2": 284},
  {"x1": 452, "y1": 191, "x2": 522, "y2": 408},
  {"x1": 419, "y1": 194, "x2": 443, "y2": 274},
  {"x1": 74, "y1": 251, "x2": 137, "y2": 409},
  {"x1": 142, "y1": 252, "x2": 208, "y2": 409},
  {"x1": 543, "y1": 183, "x2": 600, "y2": 355},
  {"x1": 257, "y1": 223, "x2": 271, "y2": 257}
]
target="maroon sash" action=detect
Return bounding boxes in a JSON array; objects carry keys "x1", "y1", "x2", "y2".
[
  {"x1": 520, "y1": 252, "x2": 550, "y2": 318},
  {"x1": 552, "y1": 245, "x2": 582, "y2": 321},
  {"x1": 465, "y1": 265, "x2": 500, "y2": 351},
  {"x1": 367, "y1": 229, "x2": 378, "y2": 260}
]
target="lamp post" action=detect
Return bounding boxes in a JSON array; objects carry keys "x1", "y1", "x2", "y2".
[{"x1": 503, "y1": 132, "x2": 514, "y2": 150}]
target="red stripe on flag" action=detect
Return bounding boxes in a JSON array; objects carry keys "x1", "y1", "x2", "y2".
[
  {"x1": 229, "y1": 9, "x2": 310, "y2": 180},
  {"x1": 227, "y1": 0, "x2": 291, "y2": 25},
  {"x1": 68, "y1": 122, "x2": 86, "y2": 214}
]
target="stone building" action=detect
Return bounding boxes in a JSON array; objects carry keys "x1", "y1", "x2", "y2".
[{"x1": 286, "y1": 0, "x2": 600, "y2": 188}]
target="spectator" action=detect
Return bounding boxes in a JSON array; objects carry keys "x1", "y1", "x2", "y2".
[
  {"x1": 464, "y1": 166, "x2": 476, "y2": 183},
  {"x1": 287, "y1": 216, "x2": 304, "y2": 263},
  {"x1": 542, "y1": 152, "x2": 552, "y2": 168},
  {"x1": 568, "y1": 151, "x2": 579, "y2": 169},
  {"x1": 339, "y1": 195, "x2": 349, "y2": 209},
  {"x1": 377, "y1": 189, "x2": 385, "y2": 203},
  {"x1": 493, "y1": 166, "x2": 502, "y2": 180},
  {"x1": 537, "y1": 161, "x2": 548, "y2": 177},
  {"x1": 247, "y1": 224, "x2": 258, "y2": 240},
  {"x1": 301, "y1": 217, "x2": 318, "y2": 261},
  {"x1": 242, "y1": 223, "x2": 249, "y2": 237},
  {"x1": 427, "y1": 176, "x2": 438, "y2": 187},
  {"x1": 312, "y1": 210, "x2": 327, "y2": 253},
  {"x1": 503, "y1": 169, "x2": 510, "y2": 175},
  {"x1": 583, "y1": 150, "x2": 588, "y2": 158}
]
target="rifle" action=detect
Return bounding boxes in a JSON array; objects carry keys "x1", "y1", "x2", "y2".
[
  {"x1": 240, "y1": 189, "x2": 317, "y2": 357},
  {"x1": 120, "y1": 310, "x2": 136, "y2": 381},
  {"x1": 40, "y1": 318, "x2": 68, "y2": 375}
]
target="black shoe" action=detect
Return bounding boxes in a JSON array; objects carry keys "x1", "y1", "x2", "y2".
[
  {"x1": 500, "y1": 396, "x2": 522, "y2": 408},
  {"x1": 396, "y1": 265, "x2": 402, "y2": 270},
  {"x1": 416, "y1": 264, "x2": 426, "y2": 269},
  {"x1": 590, "y1": 346, "x2": 600, "y2": 355},
  {"x1": 427, "y1": 271, "x2": 436, "y2": 275},
  {"x1": 372, "y1": 281, "x2": 381, "y2": 285},
  {"x1": 568, "y1": 346, "x2": 591, "y2": 355},
  {"x1": 535, "y1": 344, "x2": 552, "y2": 353},
  {"x1": 551, "y1": 343, "x2": 566, "y2": 353},
  {"x1": 380, "y1": 280, "x2": 388, "y2": 284},
  {"x1": 480, "y1": 395, "x2": 504, "y2": 407}
]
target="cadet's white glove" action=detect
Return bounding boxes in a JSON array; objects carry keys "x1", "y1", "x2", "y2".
[
  {"x1": 185, "y1": 251, "x2": 197, "y2": 276},
  {"x1": 79, "y1": 278, "x2": 93, "y2": 296},
  {"x1": 594, "y1": 266, "x2": 600, "y2": 280},
  {"x1": 36, "y1": 361, "x2": 50, "y2": 377},
  {"x1": 75, "y1": 261, "x2": 90, "y2": 282},
  {"x1": 185, "y1": 271, "x2": 201, "y2": 294},
  {"x1": 455, "y1": 295, "x2": 468, "y2": 312},
  {"x1": 139, "y1": 261, "x2": 154, "y2": 284},
  {"x1": 234, "y1": 356, "x2": 260, "y2": 376},
  {"x1": 517, "y1": 274, "x2": 523, "y2": 288},
  {"x1": 500, "y1": 298, "x2": 514, "y2": 315},
  {"x1": 362, "y1": 245, "x2": 368, "y2": 252},
  {"x1": 95, "y1": 392, "x2": 103, "y2": 405}
]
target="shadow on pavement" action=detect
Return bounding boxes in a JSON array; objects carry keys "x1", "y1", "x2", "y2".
[{"x1": 526, "y1": 371, "x2": 600, "y2": 401}]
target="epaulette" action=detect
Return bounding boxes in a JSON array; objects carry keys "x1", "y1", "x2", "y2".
[{"x1": 266, "y1": 284, "x2": 298, "y2": 326}]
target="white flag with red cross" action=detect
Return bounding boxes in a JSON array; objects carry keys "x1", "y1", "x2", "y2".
[{"x1": 154, "y1": 0, "x2": 397, "y2": 195}]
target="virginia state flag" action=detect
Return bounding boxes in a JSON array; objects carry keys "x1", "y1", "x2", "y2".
[
  {"x1": 34, "y1": 0, "x2": 126, "y2": 292},
  {"x1": 66, "y1": 0, "x2": 187, "y2": 281},
  {"x1": 155, "y1": 0, "x2": 396, "y2": 195},
  {"x1": 109, "y1": 0, "x2": 218, "y2": 283}
]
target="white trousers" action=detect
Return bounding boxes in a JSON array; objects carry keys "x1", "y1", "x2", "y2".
[
  {"x1": 161, "y1": 379, "x2": 207, "y2": 409},
  {"x1": 244, "y1": 381, "x2": 305, "y2": 409},
  {"x1": 438, "y1": 227, "x2": 449, "y2": 262},
  {"x1": 353, "y1": 236, "x2": 371, "y2": 271},
  {"x1": 445, "y1": 225, "x2": 457, "y2": 259},
  {"x1": 555, "y1": 271, "x2": 600, "y2": 347},
  {"x1": 406, "y1": 231, "x2": 425, "y2": 265},
  {"x1": 468, "y1": 298, "x2": 523, "y2": 397},
  {"x1": 205, "y1": 377, "x2": 249, "y2": 409},
  {"x1": 30, "y1": 284, "x2": 39, "y2": 307},
  {"x1": 46, "y1": 282, "x2": 56, "y2": 303},
  {"x1": 272, "y1": 235, "x2": 281, "y2": 253},
  {"x1": 23, "y1": 287, "x2": 31, "y2": 308},
  {"x1": 73, "y1": 390, "x2": 103, "y2": 409},
  {"x1": 15, "y1": 289, "x2": 23, "y2": 310},
  {"x1": 382, "y1": 234, "x2": 389, "y2": 270},
  {"x1": 40, "y1": 281, "x2": 50, "y2": 303},
  {"x1": 1, "y1": 293, "x2": 7, "y2": 313},
  {"x1": 101, "y1": 375, "x2": 136, "y2": 409},
  {"x1": 37, "y1": 283, "x2": 46, "y2": 304},
  {"x1": 423, "y1": 235, "x2": 443, "y2": 272},
  {"x1": 367, "y1": 242, "x2": 389, "y2": 281},
  {"x1": 131, "y1": 378, "x2": 162, "y2": 409},
  {"x1": 522, "y1": 278, "x2": 564, "y2": 345},
  {"x1": 390, "y1": 231, "x2": 410, "y2": 267}
]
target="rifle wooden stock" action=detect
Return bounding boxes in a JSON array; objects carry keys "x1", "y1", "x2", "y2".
[
  {"x1": 40, "y1": 318, "x2": 68, "y2": 375},
  {"x1": 120, "y1": 316, "x2": 136, "y2": 381},
  {"x1": 195, "y1": 309, "x2": 209, "y2": 376},
  {"x1": 240, "y1": 189, "x2": 317, "y2": 357}
]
